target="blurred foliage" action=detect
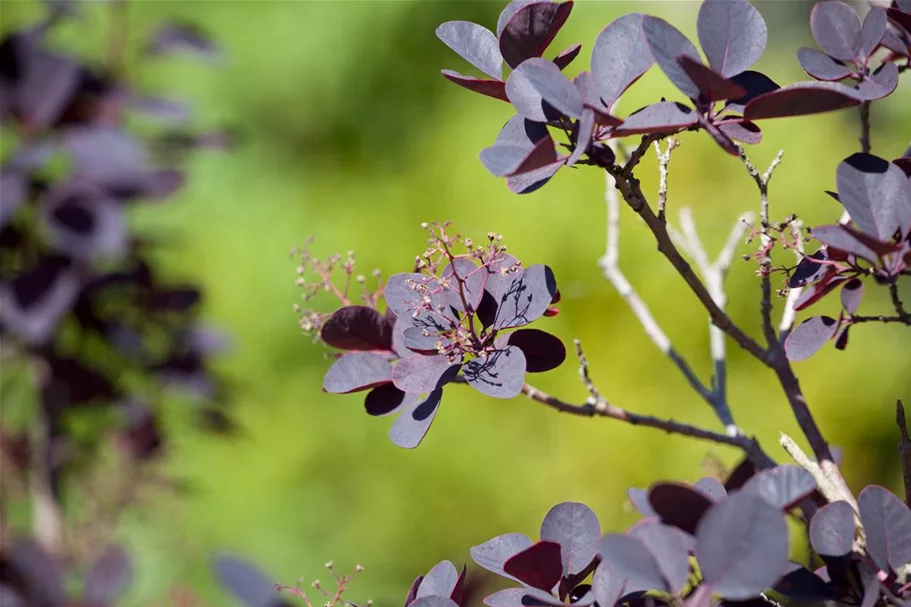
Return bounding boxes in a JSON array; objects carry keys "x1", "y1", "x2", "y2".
[{"x1": 1, "y1": 0, "x2": 909, "y2": 605}]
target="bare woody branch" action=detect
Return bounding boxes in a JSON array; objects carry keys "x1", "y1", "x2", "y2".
[
  {"x1": 654, "y1": 138, "x2": 679, "y2": 223},
  {"x1": 779, "y1": 219, "x2": 804, "y2": 343},
  {"x1": 600, "y1": 166, "x2": 738, "y2": 433}
]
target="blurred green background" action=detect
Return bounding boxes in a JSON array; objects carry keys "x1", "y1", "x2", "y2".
[{"x1": 2, "y1": 0, "x2": 910, "y2": 604}]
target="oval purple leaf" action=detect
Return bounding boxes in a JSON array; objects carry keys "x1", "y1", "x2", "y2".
[
  {"x1": 393, "y1": 354, "x2": 461, "y2": 394},
  {"x1": 506, "y1": 328, "x2": 565, "y2": 373},
  {"x1": 718, "y1": 120, "x2": 762, "y2": 145},
  {"x1": 697, "y1": 0, "x2": 768, "y2": 77},
  {"x1": 471, "y1": 533, "x2": 534, "y2": 578},
  {"x1": 810, "y1": 1, "x2": 862, "y2": 61},
  {"x1": 592, "y1": 560, "x2": 625, "y2": 607},
  {"x1": 513, "y1": 58, "x2": 584, "y2": 119},
  {"x1": 743, "y1": 81, "x2": 862, "y2": 120},
  {"x1": 810, "y1": 224, "x2": 879, "y2": 262},
  {"x1": 492, "y1": 264, "x2": 558, "y2": 329},
  {"x1": 464, "y1": 345, "x2": 526, "y2": 399},
  {"x1": 540, "y1": 502, "x2": 601, "y2": 576},
  {"x1": 857, "y1": 61, "x2": 899, "y2": 100},
  {"x1": 507, "y1": 160, "x2": 565, "y2": 194},
  {"x1": 785, "y1": 316, "x2": 838, "y2": 361},
  {"x1": 840, "y1": 278, "x2": 863, "y2": 314},
  {"x1": 483, "y1": 588, "x2": 529, "y2": 607},
  {"x1": 503, "y1": 540, "x2": 564, "y2": 592},
  {"x1": 411, "y1": 598, "x2": 459, "y2": 607},
  {"x1": 365, "y1": 384, "x2": 412, "y2": 417},
  {"x1": 481, "y1": 136, "x2": 558, "y2": 178},
  {"x1": 567, "y1": 108, "x2": 595, "y2": 167},
  {"x1": 614, "y1": 101, "x2": 698, "y2": 136},
  {"x1": 553, "y1": 43, "x2": 582, "y2": 70},
  {"x1": 642, "y1": 16, "x2": 703, "y2": 100},
  {"x1": 323, "y1": 352, "x2": 393, "y2": 394},
  {"x1": 809, "y1": 500, "x2": 855, "y2": 558},
  {"x1": 442, "y1": 258, "x2": 489, "y2": 313},
  {"x1": 320, "y1": 305, "x2": 393, "y2": 351},
  {"x1": 591, "y1": 13, "x2": 655, "y2": 107},
  {"x1": 628, "y1": 488, "x2": 657, "y2": 517},
  {"x1": 436, "y1": 21, "x2": 503, "y2": 80},
  {"x1": 797, "y1": 47, "x2": 852, "y2": 81},
  {"x1": 696, "y1": 492, "x2": 790, "y2": 600},
  {"x1": 836, "y1": 152, "x2": 911, "y2": 241},
  {"x1": 389, "y1": 388, "x2": 444, "y2": 449},
  {"x1": 858, "y1": 484, "x2": 911, "y2": 572},
  {"x1": 694, "y1": 477, "x2": 727, "y2": 502},
  {"x1": 741, "y1": 464, "x2": 817, "y2": 510},
  {"x1": 599, "y1": 534, "x2": 669, "y2": 594},
  {"x1": 84, "y1": 545, "x2": 132, "y2": 604},
  {"x1": 500, "y1": 1, "x2": 574, "y2": 69},
  {"x1": 861, "y1": 7, "x2": 888, "y2": 58},
  {"x1": 648, "y1": 482, "x2": 713, "y2": 534},
  {"x1": 442, "y1": 70, "x2": 510, "y2": 102},
  {"x1": 212, "y1": 555, "x2": 277, "y2": 607},
  {"x1": 628, "y1": 521, "x2": 693, "y2": 593},
  {"x1": 417, "y1": 560, "x2": 459, "y2": 599},
  {"x1": 677, "y1": 56, "x2": 747, "y2": 101}
]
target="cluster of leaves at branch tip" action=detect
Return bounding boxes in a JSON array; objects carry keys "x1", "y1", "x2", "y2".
[
  {"x1": 304, "y1": 222, "x2": 564, "y2": 449},
  {"x1": 0, "y1": 0, "x2": 233, "y2": 602}
]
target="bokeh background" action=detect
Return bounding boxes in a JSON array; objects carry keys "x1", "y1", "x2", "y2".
[{"x1": 1, "y1": 0, "x2": 910, "y2": 604}]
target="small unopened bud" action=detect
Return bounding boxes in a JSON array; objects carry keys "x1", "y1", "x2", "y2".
[
  {"x1": 464, "y1": 237, "x2": 473, "y2": 248},
  {"x1": 325, "y1": 560, "x2": 334, "y2": 569},
  {"x1": 297, "y1": 265, "x2": 305, "y2": 275},
  {"x1": 312, "y1": 580, "x2": 321, "y2": 588},
  {"x1": 355, "y1": 564, "x2": 364, "y2": 572},
  {"x1": 421, "y1": 222, "x2": 429, "y2": 229},
  {"x1": 367, "y1": 601, "x2": 373, "y2": 606},
  {"x1": 296, "y1": 278, "x2": 305, "y2": 287}
]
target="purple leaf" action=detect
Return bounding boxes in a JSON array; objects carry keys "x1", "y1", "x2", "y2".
[
  {"x1": 393, "y1": 354, "x2": 461, "y2": 393},
  {"x1": 784, "y1": 316, "x2": 838, "y2": 361},
  {"x1": 591, "y1": 13, "x2": 655, "y2": 107},
  {"x1": 471, "y1": 533, "x2": 534, "y2": 579},
  {"x1": 553, "y1": 43, "x2": 582, "y2": 70},
  {"x1": 718, "y1": 120, "x2": 762, "y2": 144},
  {"x1": 773, "y1": 563, "x2": 837, "y2": 602},
  {"x1": 507, "y1": 160, "x2": 565, "y2": 194},
  {"x1": 811, "y1": 224, "x2": 879, "y2": 262},
  {"x1": 724, "y1": 70, "x2": 780, "y2": 114},
  {"x1": 648, "y1": 482, "x2": 714, "y2": 534},
  {"x1": 484, "y1": 588, "x2": 528, "y2": 607},
  {"x1": 628, "y1": 488, "x2": 657, "y2": 517},
  {"x1": 481, "y1": 136, "x2": 558, "y2": 177},
  {"x1": 700, "y1": 115, "x2": 740, "y2": 156},
  {"x1": 506, "y1": 328, "x2": 566, "y2": 372},
  {"x1": 389, "y1": 388, "x2": 444, "y2": 448},
  {"x1": 323, "y1": 352, "x2": 393, "y2": 394},
  {"x1": 497, "y1": 1, "x2": 537, "y2": 37},
  {"x1": 442, "y1": 258, "x2": 488, "y2": 313},
  {"x1": 694, "y1": 477, "x2": 727, "y2": 501},
  {"x1": 592, "y1": 561, "x2": 625, "y2": 607},
  {"x1": 797, "y1": 48, "x2": 852, "y2": 81},
  {"x1": 613, "y1": 101, "x2": 698, "y2": 136},
  {"x1": 696, "y1": 493, "x2": 790, "y2": 600},
  {"x1": 697, "y1": 0, "x2": 768, "y2": 77},
  {"x1": 321, "y1": 305, "x2": 394, "y2": 351},
  {"x1": 811, "y1": 1, "x2": 862, "y2": 61},
  {"x1": 789, "y1": 251, "x2": 830, "y2": 288},
  {"x1": 743, "y1": 81, "x2": 862, "y2": 120},
  {"x1": 385, "y1": 273, "x2": 443, "y2": 318},
  {"x1": 147, "y1": 21, "x2": 221, "y2": 61},
  {"x1": 840, "y1": 278, "x2": 863, "y2": 314},
  {"x1": 492, "y1": 264, "x2": 558, "y2": 329},
  {"x1": 496, "y1": 114, "x2": 551, "y2": 146},
  {"x1": 511, "y1": 58, "x2": 584, "y2": 118},
  {"x1": 724, "y1": 458, "x2": 758, "y2": 492},
  {"x1": 741, "y1": 465, "x2": 817, "y2": 510},
  {"x1": 599, "y1": 534, "x2": 669, "y2": 594},
  {"x1": 856, "y1": 61, "x2": 899, "y2": 100},
  {"x1": 436, "y1": 21, "x2": 503, "y2": 80},
  {"x1": 677, "y1": 56, "x2": 747, "y2": 101},
  {"x1": 84, "y1": 545, "x2": 132, "y2": 603},
  {"x1": 567, "y1": 108, "x2": 595, "y2": 167},
  {"x1": 463, "y1": 345, "x2": 526, "y2": 398},
  {"x1": 503, "y1": 540, "x2": 564, "y2": 592},
  {"x1": 858, "y1": 484, "x2": 911, "y2": 572},
  {"x1": 500, "y1": 1, "x2": 574, "y2": 69},
  {"x1": 836, "y1": 152, "x2": 911, "y2": 241},
  {"x1": 834, "y1": 324, "x2": 850, "y2": 350},
  {"x1": 881, "y1": 22, "x2": 911, "y2": 57},
  {"x1": 628, "y1": 521, "x2": 693, "y2": 593},
  {"x1": 418, "y1": 561, "x2": 459, "y2": 599},
  {"x1": 0, "y1": 255, "x2": 80, "y2": 345},
  {"x1": 64, "y1": 127, "x2": 149, "y2": 181},
  {"x1": 573, "y1": 72, "x2": 619, "y2": 124},
  {"x1": 9, "y1": 37, "x2": 79, "y2": 129},
  {"x1": 212, "y1": 555, "x2": 277, "y2": 607},
  {"x1": 887, "y1": 7, "x2": 911, "y2": 38},
  {"x1": 411, "y1": 598, "x2": 459, "y2": 607},
  {"x1": 128, "y1": 94, "x2": 193, "y2": 125},
  {"x1": 861, "y1": 7, "x2": 888, "y2": 58},
  {"x1": 808, "y1": 500, "x2": 855, "y2": 558},
  {"x1": 365, "y1": 384, "x2": 412, "y2": 416},
  {"x1": 0, "y1": 168, "x2": 27, "y2": 229},
  {"x1": 540, "y1": 502, "x2": 601, "y2": 576},
  {"x1": 642, "y1": 16, "x2": 703, "y2": 100},
  {"x1": 403, "y1": 326, "x2": 446, "y2": 353},
  {"x1": 793, "y1": 275, "x2": 848, "y2": 312},
  {"x1": 442, "y1": 70, "x2": 510, "y2": 101},
  {"x1": 42, "y1": 182, "x2": 127, "y2": 261}
]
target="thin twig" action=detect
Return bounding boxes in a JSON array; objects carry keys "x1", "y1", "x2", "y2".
[
  {"x1": 889, "y1": 281, "x2": 911, "y2": 324},
  {"x1": 779, "y1": 220, "x2": 805, "y2": 343},
  {"x1": 654, "y1": 138, "x2": 678, "y2": 223},
  {"x1": 600, "y1": 170, "x2": 735, "y2": 431},
  {"x1": 897, "y1": 400, "x2": 911, "y2": 507},
  {"x1": 30, "y1": 406, "x2": 63, "y2": 555},
  {"x1": 859, "y1": 101, "x2": 871, "y2": 154}
]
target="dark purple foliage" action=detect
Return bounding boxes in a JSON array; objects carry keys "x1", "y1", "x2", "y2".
[
  {"x1": 858, "y1": 485, "x2": 911, "y2": 572},
  {"x1": 740, "y1": 464, "x2": 817, "y2": 510},
  {"x1": 809, "y1": 500, "x2": 855, "y2": 558}
]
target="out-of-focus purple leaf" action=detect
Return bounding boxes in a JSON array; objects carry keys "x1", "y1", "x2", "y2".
[
  {"x1": 700, "y1": 116, "x2": 740, "y2": 156},
  {"x1": 856, "y1": 61, "x2": 899, "y2": 100},
  {"x1": 743, "y1": 81, "x2": 862, "y2": 120},
  {"x1": 365, "y1": 384, "x2": 413, "y2": 417},
  {"x1": 323, "y1": 352, "x2": 392, "y2": 394},
  {"x1": 836, "y1": 152, "x2": 911, "y2": 241},
  {"x1": 887, "y1": 7, "x2": 911, "y2": 37},
  {"x1": 840, "y1": 278, "x2": 863, "y2": 314},
  {"x1": 146, "y1": 21, "x2": 222, "y2": 62},
  {"x1": 677, "y1": 56, "x2": 747, "y2": 101},
  {"x1": 491, "y1": 264, "x2": 558, "y2": 329},
  {"x1": 0, "y1": 586, "x2": 24, "y2": 607},
  {"x1": 628, "y1": 488, "x2": 657, "y2": 517},
  {"x1": 628, "y1": 521, "x2": 693, "y2": 593},
  {"x1": 567, "y1": 108, "x2": 594, "y2": 167},
  {"x1": 16, "y1": 43, "x2": 80, "y2": 129},
  {"x1": 463, "y1": 345, "x2": 526, "y2": 398},
  {"x1": 392, "y1": 354, "x2": 461, "y2": 394},
  {"x1": 694, "y1": 477, "x2": 727, "y2": 501},
  {"x1": 599, "y1": 534, "x2": 669, "y2": 594},
  {"x1": 858, "y1": 484, "x2": 911, "y2": 572},
  {"x1": 642, "y1": 16, "x2": 703, "y2": 99},
  {"x1": 553, "y1": 43, "x2": 582, "y2": 70},
  {"x1": 797, "y1": 48, "x2": 853, "y2": 81},
  {"x1": 436, "y1": 21, "x2": 503, "y2": 80},
  {"x1": 591, "y1": 13, "x2": 654, "y2": 107},
  {"x1": 0, "y1": 255, "x2": 80, "y2": 345},
  {"x1": 503, "y1": 540, "x2": 564, "y2": 592},
  {"x1": 442, "y1": 70, "x2": 510, "y2": 101},
  {"x1": 696, "y1": 492, "x2": 790, "y2": 600},
  {"x1": 128, "y1": 94, "x2": 192, "y2": 124},
  {"x1": 613, "y1": 101, "x2": 697, "y2": 136},
  {"x1": 697, "y1": 0, "x2": 768, "y2": 77},
  {"x1": 773, "y1": 563, "x2": 838, "y2": 602},
  {"x1": 810, "y1": 1, "x2": 862, "y2": 61},
  {"x1": 84, "y1": 545, "x2": 132, "y2": 604},
  {"x1": 741, "y1": 464, "x2": 817, "y2": 510},
  {"x1": 0, "y1": 168, "x2": 27, "y2": 228},
  {"x1": 861, "y1": 7, "x2": 888, "y2": 58},
  {"x1": 320, "y1": 305, "x2": 393, "y2": 351},
  {"x1": 718, "y1": 120, "x2": 762, "y2": 144},
  {"x1": 506, "y1": 328, "x2": 565, "y2": 372},
  {"x1": 471, "y1": 533, "x2": 534, "y2": 579},
  {"x1": 417, "y1": 560, "x2": 459, "y2": 599},
  {"x1": 540, "y1": 501, "x2": 601, "y2": 576},
  {"x1": 212, "y1": 554, "x2": 277, "y2": 607},
  {"x1": 809, "y1": 500, "x2": 855, "y2": 558},
  {"x1": 511, "y1": 58, "x2": 584, "y2": 118},
  {"x1": 881, "y1": 22, "x2": 911, "y2": 57},
  {"x1": 500, "y1": 1, "x2": 574, "y2": 69},
  {"x1": 389, "y1": 388, "x2": 444, "y2": 449},
  {"x1": 7, "y1": 539, "x2": 66, "y2": 605},
  {"x1": 592, "y1": 561, "x2": 625, "y2": 607},
  {"x1": 784, "y1": 316, "x2": 838, "y2": 361},
  {"x1": 648, "y1": 482, "x2": 713, "y2": 534}
]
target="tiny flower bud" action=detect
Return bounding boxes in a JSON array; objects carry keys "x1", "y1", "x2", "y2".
[
  {"x1": 296, "y1": 278, "x2": 305, "y2": 287},
  {"x1": 355, "y1": 564, "x2": 364, "y2": 572},
  {"x1": 325, "y1": 560, "x2": 334, "y2": 569},
  {"x1": 312, "y1": 580, "x2": 320, "y2": 588},
  {"x1": 421, "y1": 222, "x2": 429, "y2": 229},
  {"x1": 356, "y1": 274, "x2": 365, "y2": 283}
]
